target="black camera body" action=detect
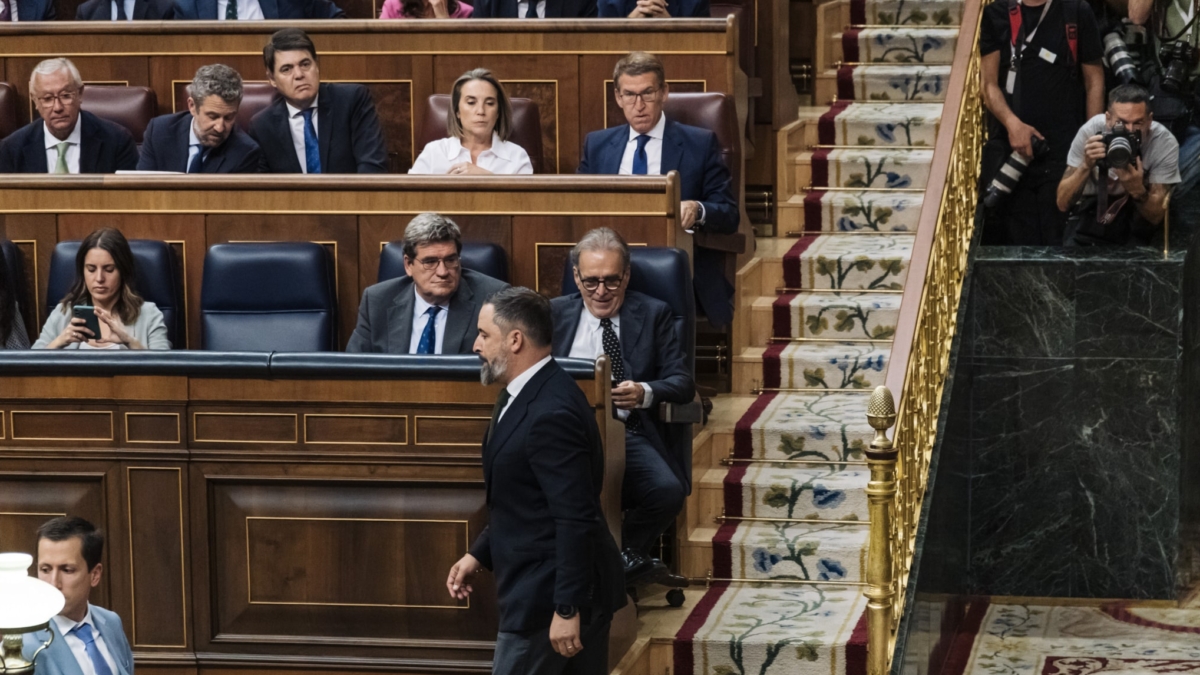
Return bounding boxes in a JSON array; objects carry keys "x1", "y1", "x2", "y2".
[
  {"x1": 1158, "y1": 40, "x2": 1200, "y2": 95},
  {"x1": 1101, "y1": 121, "x2": 1141, "y2": 169}
]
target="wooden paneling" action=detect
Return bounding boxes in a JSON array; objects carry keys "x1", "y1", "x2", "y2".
[
  {"x1": 10, "y1": 408, "x2": 115, "y2": 443},
  {"x1": 127, "y1": 466, "x2": 188, "y2": 648}
]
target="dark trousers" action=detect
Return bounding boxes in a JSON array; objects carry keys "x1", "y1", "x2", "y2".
[
  {"x1": 621, "y1": 427, "x2": 686, "y2": 556},
  {"x1": 981, "y1": 139, "x2": 1068, "y2": 246},
  {"x1": 492, "y1": 614, "x2": 612, "y2": 675}
]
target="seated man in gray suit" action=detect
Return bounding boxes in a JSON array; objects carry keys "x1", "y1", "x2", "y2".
[
  {"x1": 24, "y1": 516, "x2": 134, "y2": 675},
  {"x1": 346, "y1": 213, "x2": 508, "y2": 353}
]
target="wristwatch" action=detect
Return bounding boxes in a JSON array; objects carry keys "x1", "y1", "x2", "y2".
[{"x1": 556, "y1": 604, "x2": 578, "y2": 619}]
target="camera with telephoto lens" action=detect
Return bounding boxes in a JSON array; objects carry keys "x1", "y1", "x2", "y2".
[
  {"x1": 1104, "y1": 32, "x2": 1139, "y2": 85},
  {"x1": 982, "y1": 136, "x2": 1048, "y2": 209},
  {"x1": 1101, "y1": 121, "x2": 1141, "y2": 169},
  {"x1": 1158, "y1": 40, "x2": 1200, "y2": 95}
]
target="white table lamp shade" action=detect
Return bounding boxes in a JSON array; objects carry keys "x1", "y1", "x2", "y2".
[{"x1": 0, "y1": 553, "x2": 64, "y2": 631}]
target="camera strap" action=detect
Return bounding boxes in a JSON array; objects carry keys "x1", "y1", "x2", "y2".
[{"x1": 1008, "y1": 0, "x2": 1076, "y2": 97}]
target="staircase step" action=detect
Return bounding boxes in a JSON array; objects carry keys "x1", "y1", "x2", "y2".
[
  {"x1": 788, "y1": 189, "x2": 925, "y2": 233},
  {"x1": 761, "y1": 341, "x2": 891, "y2": 390},
  {"x1": 797, "y1": 148, "x2": 934, "y2": 190},
  {"x1": 840, "y1": 27, "x2": 960, "y2": 65},
  {"x1": 722, "y1": 463, "x2": 870, "y2": 521},
  {"x1": 829, "y1": 64, "x2": 952, "y2": 102},
  {"x1": 673, "y1": 583, "x2": 867, "y2": 675},
  {"x1": 820, "y1": 102, "x2": 943, "y2": 147},
  {"x1": 733, "y1": 391, "x2": 873, "y2": 462},
  {"x1": 716, "y1": 521, "x2": 868, "y2": 581},
  {"x1": 851, "y1": 0, "x2": 963, "y2": 26},
  {"x1": 782, "y1": 233, "x2": 913, "y2": 290},
  {"x1": 773, "y1": 291, "x2": 902, "y2": 340}
]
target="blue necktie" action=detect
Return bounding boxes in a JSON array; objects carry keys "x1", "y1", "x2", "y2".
[
  {"x1": 71, "y1": 624, "x2": 114, "y2": 675},
  {"x1": 632, "y1": 134, "x2": 651, "y2": 175},
  {"x1": 416, "y1": 306, "x2": 441, "y2": 354},
  {"x1": 115, "y1": 0, "x2": 128, "y2": 19},
  {"x1": 301, "y1": 108, "x2": 321, "y2": 174},
  {"x1": 187, "y1": 145, "x2": 204, "y2": 173}
]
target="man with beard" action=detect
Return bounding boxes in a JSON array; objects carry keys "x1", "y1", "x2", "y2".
[
  {"x1": 446, "y1": 287, "x2": 625, "y2": 675},
  {"x1": 137, "y1": 64, "x2": 262, "y2": 173}
]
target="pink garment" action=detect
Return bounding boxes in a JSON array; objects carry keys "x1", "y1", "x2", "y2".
[{"x1": 379, "y1": 0, "x2": 472, "y2": 17}]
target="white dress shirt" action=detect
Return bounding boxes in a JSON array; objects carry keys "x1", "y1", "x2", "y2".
[
  {"x1": 217, "y1": 0, "x2": 265, "y2": 19},
  {"x1": 516, "y1": 0, "x2": 546, "y2": 16},
  {"x1": 409, "y1": 133, "x2": 534, "y2": 175},
  {"x1": 43, "y1": 120, "x2": 82, "y2": 174},
  {"x1": 408, "y1": 292, "x2": 449, "y2": 354},
  {"x1": 566, "y1": 309, "x2": 654, "y2": 419},
  {"x1": 7, "y1": 1, "x2": 17, "y2": 19},
  {"x1": 186, "y1": 122, "x2": 203, "y2": 173},
  {"x1": 52, "y1": 606, "x2": 119, "y2": 675},
  {"x1": 108, "y1": 0, "x2": 136, "y2": 18},
  {"x1": 497, "y1": 354, "x2": 552, "y2": 422},
  {"x1": 285, "y1": 95, "x2": 318, "y2": 173},
  {"x1": 618, "y1": 112, "x2": 665, "y2": 175}
]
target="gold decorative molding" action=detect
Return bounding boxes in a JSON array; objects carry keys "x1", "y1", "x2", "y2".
[
  {"x1": 192, "y1": 412, "x2": 298, "y2": 444},
  {"x1": 10, "y1": 410, "x2": 114, "y2": 442},
  {"x1": 302, "y1": 413, "x2": 409, "y2": 446},
  {"x1": 412, "y1": 415, "x2": 489, "y2": 447},
  {"x1": 124, "y1": 412, "x2": 182, "y2": 445},
  {"x1": 125, "y1": 466, "x2": 188, "y2": 648}
]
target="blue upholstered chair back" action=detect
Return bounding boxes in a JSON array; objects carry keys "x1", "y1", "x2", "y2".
[
  {"x1": 47, "y1": 240, "x2": 185, "y2": 348},
  {"x1": 201, "y1": 242, "x2": 337, "y2": 352},
  {"x1": 378, "y1": 241, "x2": 510, "y2": 284},
  {"x1": 560, "y1": 246, "x2": 695, "y2": 375}
]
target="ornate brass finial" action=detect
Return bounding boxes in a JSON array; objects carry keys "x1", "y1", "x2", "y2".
[{"x1": 866, "y1": 385, "x2": 896, "y2": 451}]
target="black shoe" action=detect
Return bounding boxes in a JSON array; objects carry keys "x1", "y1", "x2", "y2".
[{"x1": 623, "y1": 548, "x2": 654, "y2": 581}]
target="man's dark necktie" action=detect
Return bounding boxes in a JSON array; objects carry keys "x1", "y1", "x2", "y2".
[
  {"x1": 600, "y1": 318, "x2": 641, "y2": 431},
  {"x1": 301, "y1": 108, "x2": 321, "y2": 174},
  {"x1": 187, "y1": 145, "x2": 204, "y2": 174},
  {"x1": 225, "y1": 0, "x2": 237, "y2": 19},
  {"x1": 115, "y1": 0, "x2": 128, "y2": 20},
  {"x1": 632, "y1": 134, "x2": 651, "y2": 175},
  {"x1": 71, "y1": 624, "x2": 114, "y2": 675},
  {"x1": 486, "y1": 388, "x2": 511, "y2": 446},
  {"x1": 415, "y1": 306, "x2": 441, "y2": 354},
  {"x1": 524, "y1": 0, "x2": 537, "y2": 17}
]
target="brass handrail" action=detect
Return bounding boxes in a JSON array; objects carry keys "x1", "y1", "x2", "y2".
[{"x1": 862, "y1": 0, "x2": 986, "y2": 670}]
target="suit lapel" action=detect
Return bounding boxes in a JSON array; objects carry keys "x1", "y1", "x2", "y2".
[
  {"x1": 443, "y1": 278, "x2": 474, "y2": 354},
  {"x1": 386, "y1": 282, "x2": 416, "y2": 353},
  {"x1": 619, "y1": 293, "x2": 649, "y2": 371},
  {"x1": 268, "y1": 103, "x2": 303, "y2": 173},
  {"x1": 43, "y1": 623, "x2": 84, "y2": 675},
  {"x1": 602, "y1": 126, "x2": 627, "y2": 174},
  {"x1": 173, "y1": 114, "x2": 191, "y2": 172},
  {"x1": 26, "y1": 123, "x2": 49, "y2": 173},
  {"x1": 317, "y1": 84, "x2": 332, "y2": 170},
  {"x1": 92, "y1": 611, "x2": 131, "y2": 675},
  {"x1": 133, "y1": 0, "x2": 149, "y2": 19},
  {"x1": 258, "y1": 0, "x2": 278, "y2": 16},
  {"x1": 78, "y1": 114, "x2": 102, "y2": 174},
  {"x1": 660, "y1": 119, "x2": 684, "y2": 174},
  {"x1": 552, "y1": 295, "x2": 584, "y2": 358},
  {"x1": 197, "y1": 0, "x2": 217, "y2": 18},
  {"x1": 486, "y1": 361, "x2": 555, "y2": 455}
]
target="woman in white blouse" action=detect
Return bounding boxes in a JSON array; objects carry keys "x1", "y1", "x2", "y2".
[{"x1": 410, "y1": 68, "x2": 534, "y2": 176}]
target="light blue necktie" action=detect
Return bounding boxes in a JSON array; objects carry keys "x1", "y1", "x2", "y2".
[
  {"x1": 632, "y1": 134, "x2": 650, "y2": 175},
  {"x1": 301, "y1": 108, "x2": 321, "y2": 174},
  {"x1": 416, "y1": 306, "x2": 441, "y2": 354},
  {"x1": 71, "y1": 624, "x2": 114, "y2": 675}
]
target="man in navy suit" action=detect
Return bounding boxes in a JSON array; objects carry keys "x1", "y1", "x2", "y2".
[
  {"x1": 249, "y1": 29, "x2": 387, "y2": 175},
  {"x1": 0, "y1": 59, "x2": 138, "y2": 174},
  {"x1": 75, "y1": 0, "x2": 172, "y2": 19},
  {"x1": 577, "y1": 51, "x2": 738, "y2": 328},
  {"x1": 138, "y1": 65, "x2": 261, "y2": 174},
  {"x1": 598, "y1": 0, "x2": 706, "y2": 17},
  {"x1": 0, "y1": 0, "x2": 56, "y2": 20},
  {"x1": 23, "y1": 517, "x2": 134, "y2": 675},
  {"x1": 171, "y1": 0, "x2": 342, "y2": 19},
  {"x1": 472, "y1": 0, "x2": 595, "y2": 17},
  {"x1": 551, "y1": 228, "x2": 694, "y2": 586},
  {"x1": 447, "y1": 287, "x2": 625, "y2": 675}
]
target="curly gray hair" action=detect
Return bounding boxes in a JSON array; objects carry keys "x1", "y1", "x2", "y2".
[
  {"x1": 187, "y1": 64, "x2": 244, "y2": 106},
  {"x1": 403, "y1": 213, "x2": 463, "y2": 259}
]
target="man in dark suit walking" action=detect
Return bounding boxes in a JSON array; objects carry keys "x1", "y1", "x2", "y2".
[
  {"x1": 551, "y1": 228, "x2": 694, "y2": 585},
  {"x1": 577, "y1": 51, "x2": 738, "y2": 328},
  {"x1": 447, "y1": 287, "x2": 625, "y2": 675},
  {"x1": 0, "y1": 59, "x2": 138, "y2": 174},
  {"x1": 138, "y1": 64, "x2": 261, "y2": 174},
  {"x1": 249, "y1": 29, "x2": 387, "y2": 175},
  {"x1": 75, "y1": 0, "x2": 172, "y2": 20},
  {"x1": 346, "y1": 213, "x2": 508, "y2": 353},
  {"x1": 171, "y1": 0, "x2": 343, "y2": 19},
  {"x1": 471, "y1": 0, "x2": 595, "y2": 18}
]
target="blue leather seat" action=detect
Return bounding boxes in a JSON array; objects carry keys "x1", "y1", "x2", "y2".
[
  {"x1": 1, "y1": 239, "x2": 31, "y2": 337},
  {"x1": 47, "y1": 240, "x2": 185, "y2": 348},
  {"x1": 201, "y1": 242, "x2": 337, "y2": 352},
  {"x1": 378, "y1": 241, "x2": 509, "y2": 284}
]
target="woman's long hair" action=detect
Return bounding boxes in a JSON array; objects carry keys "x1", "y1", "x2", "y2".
[
  {"x1": 0, "y1": 252, "x2": 16, "y2": 345},
  {"x1": 59, "y1": 228, "x2": 144, "y2": 325},
  {"x1": 402, "y1": 0, "x2": 460, "y2": 18}
]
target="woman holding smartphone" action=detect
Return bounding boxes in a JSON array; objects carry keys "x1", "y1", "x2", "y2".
[{"x1": 33, "y1": 228, "x2": 170, "y2": 350}]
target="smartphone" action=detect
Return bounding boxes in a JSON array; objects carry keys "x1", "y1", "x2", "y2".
[{"x1": 72, "y1": 305, "x2": 102, "y2": 341}]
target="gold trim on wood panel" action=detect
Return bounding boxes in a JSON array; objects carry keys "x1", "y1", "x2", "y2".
[
  {"x1": 412, "y1": 415, "x2": 489, "y2": 447},
  {"x1": 301, "y1": 413, "x2": 409, "y2": 446},
  {"x1": 11, "y1": 240, "x2": 40, "y2": 328},
  {"x1": 191, "y1": 412, "x2": 298, "y2": 444},
  {"x1": 123, "y1": 412, "x2": 182, "y2": 445},
  {"x1": 0, "y1": 411, "x2": 4, "y2": 440},
  {"x1": 125, "y1": 466, "x2": 188, "y2": 649},
  {"x1": 602, "y1": 79, "x2": 707, "y2": 128},
  {"x1": 244, "y1": 516, "x2": 470, "y2": 610},
  {"x1": 500, "y1": 79, "x2": 559, "y2": 172},
  {"x1": 10, "y1": 410, "x2": 114, "y2": 442},
  {"x1": 0, "y1": 510, "x2": 66, "y2": 517}
]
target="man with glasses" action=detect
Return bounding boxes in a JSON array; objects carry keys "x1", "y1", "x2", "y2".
[
  {"x1": 0, "y1": 58, "x2": 137, "y2": 173},
  {"x1": 550, "y1": 228, "x2": 694, "y2": 586},
  {"x1": 347, "y1": 212, "x2": 509, "y2": 353},
  {"x1": 577, "y1": 51, "x2": 738, "y2": 329}
]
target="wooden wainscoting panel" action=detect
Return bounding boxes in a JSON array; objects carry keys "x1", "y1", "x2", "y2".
[
  {"x1": 124, "y1": 411, "x2": 183, "y2": 445},
  {"x1": 412, "y1": 415, "x2": 488, "y2": 447},
  {"x1": 126, "y1": 467, "x2": 188, "y2": 648},
  {"x1": 10, "y1": 409, "x2": 115, "y2": 443},
  {"x1": 192, "y1": 411, "x2": 298, "y2": 446},
  {"x1": 302, "y1": 413, "x2": 408, "y2": 446}
]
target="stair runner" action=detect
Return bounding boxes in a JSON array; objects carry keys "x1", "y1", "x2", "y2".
[{"x1": 672, "y1": 0, "x2": 962, "y2": 672}]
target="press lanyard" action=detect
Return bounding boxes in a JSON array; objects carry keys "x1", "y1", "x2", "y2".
[{"x1": 1008, "y1": 0, "x2": 1054, "y2": 70}]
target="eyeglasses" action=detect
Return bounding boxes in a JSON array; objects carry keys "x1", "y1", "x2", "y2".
[
  {"x1": 35, "y1": 90, "x2": 79, "y2": 107},
  {"x1": 617, "y1": 88, "x2": 660, "y2": 105},
  {"x1": 578, "y1": 275, "x2": 624, "y2": 292},
  {"x1": 410, "y1": 254, "x2": 461, "y2": 271}
]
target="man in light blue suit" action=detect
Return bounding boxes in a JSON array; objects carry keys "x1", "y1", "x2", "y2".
[{"x1": 23, "y1": 517, "x2": 134, "y2": 675}]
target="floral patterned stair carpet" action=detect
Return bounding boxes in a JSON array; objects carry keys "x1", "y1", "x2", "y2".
[{"x1": 669, "y1": 0, "x2": 957, "y2": 672}]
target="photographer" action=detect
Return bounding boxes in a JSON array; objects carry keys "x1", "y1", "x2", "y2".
[
  {"x1": 1057, "y1": 84, "x2": 1180, "y2": 244},
  {"x1": 981, "y1": 0, "x2": 1106, "y2": 245}
]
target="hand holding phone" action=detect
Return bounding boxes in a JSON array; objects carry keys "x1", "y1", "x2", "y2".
[{"x1": 71, "y1": 305, "x2": 102, "y2": 342}]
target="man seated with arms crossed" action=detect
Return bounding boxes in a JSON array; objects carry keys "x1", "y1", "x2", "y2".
[
  {"x1": 138, "y1": 64, "x2": 261, "y2": 174},
  {"x1": 250, "y1": 29, "x2": 387, "y2": 175},
  {"x1": 23, "y1": 516, "x2": 134, "y2": 675},
  {"x1": 1057, "y1": 84, "x2": 1180, "y2": 245},
  {"x1": 551, "y1": 228, "x2": 693, "y2": 586},
  {"x1": 0, "y1": 59, "x2": 137, "y2": 174},
  {"x1": 347, "y1": 213, "x2": 509, "y2": 353},
  {"x1": 577, "y1": 52, "x2": 739, "y2": 329}
]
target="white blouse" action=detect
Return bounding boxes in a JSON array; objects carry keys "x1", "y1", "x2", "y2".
[{"x1": 409, "y1": 133, "x2": 534, "y2": 175}]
